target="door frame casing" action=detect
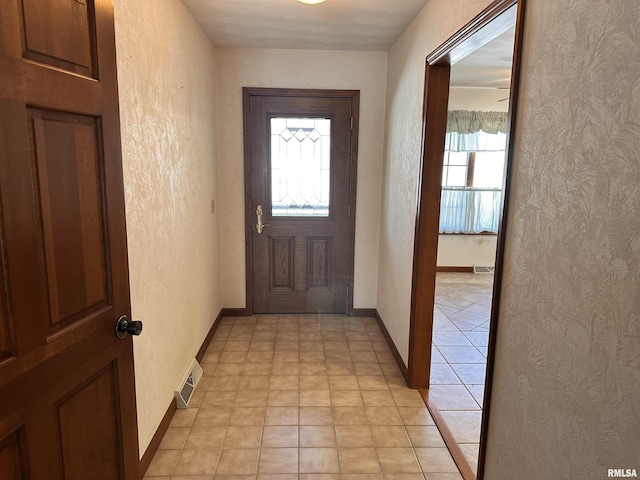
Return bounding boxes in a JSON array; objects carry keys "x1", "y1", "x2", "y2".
[
  {"x1": 407, "y1": 0, "x2": 527, "y2": 478},
  {"x1": 242, "y1": 87, "x2": 360, "y2": 315}
]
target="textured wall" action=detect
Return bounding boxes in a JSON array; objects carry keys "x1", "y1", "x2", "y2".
[
  {"x1": 485, "y1": 0, "x2": 640, "y2": 477},
  {"x1": 215, "y1": 48, "x2": 387, "y2": 309},
  {"x1": 378, "y1": 0, "x2": 492, "y2": 364},
  {"x1": 113, "y1": 0, "x2": 221, "y2": 455}
]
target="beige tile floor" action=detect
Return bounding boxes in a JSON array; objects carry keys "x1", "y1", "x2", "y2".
[
  {"x1": 430, "y1": 272, "x2": 495, "y2": 475},
  {"x1": 145, "y1": 314, "x2": 463, "y2": 480}
]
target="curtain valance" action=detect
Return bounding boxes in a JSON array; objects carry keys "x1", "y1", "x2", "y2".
[{"x1": 447, "y1": 110, "x2": 508, "y2": 135}]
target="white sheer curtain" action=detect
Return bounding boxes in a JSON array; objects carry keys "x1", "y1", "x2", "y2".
[
  {"x1": 440, "y1": 111, "x2": 507, "y2": 234},
  {"x1": 439, "y1": 187, "x2": 502, "y2": 233},
  {"x1": 445, "y1": 130, "x2": 507, "y2": 152}
]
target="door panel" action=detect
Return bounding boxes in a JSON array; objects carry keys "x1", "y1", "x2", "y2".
[
  {"x1": 29, "y1": 109, "x2": 109, "y2": 329},
  {"x1": 0, "y1": 0, "x2": 138, "y2": 478},
  {"x1": 20, "y1": 0, "x2": 97, "y2": 77},
  {"x1": 0, "y1": 432, "x2": 24, "y2": 480},
  {"x1": 271, "y1": 237, "x2": 295, "y2": 290},
  {"x1": 0, "y1": 241, "x2": 10, "y2": 361},
  {"x1": 244, "y1": 89, "x2": 359, "y2": 314},
  {"x1": 57, "y1": 365, "x2": 120, "y2": 480},
  {"x1": 308, "y1": 237, "x2": 330, "y2": 288}
]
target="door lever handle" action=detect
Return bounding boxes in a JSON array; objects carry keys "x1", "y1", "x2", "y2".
[{"x1": 256, "y1": 205, "x2": 269, "y2": 234}]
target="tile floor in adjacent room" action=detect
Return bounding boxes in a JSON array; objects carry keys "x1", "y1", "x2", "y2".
[
  {"x1": 429, "y1": 272, "x2": 495, "y2": 475},
  {"x1": 144, "y1": 314, "x2": 463, "y2": 479}
]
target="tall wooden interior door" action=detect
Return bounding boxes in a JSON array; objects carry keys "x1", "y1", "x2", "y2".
[
  {"x1": 244, "y1": 88, "x2": 359, "y2": 314},
  {"x1": 0, "y1": 1, "x2": 140, "y2": 479}
]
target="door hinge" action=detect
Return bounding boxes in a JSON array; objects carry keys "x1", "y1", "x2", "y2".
[
  {"x1": 346, "y1": 115, "x2": 353, "y2": 130},
  {"x1": 348, "y1": 204, "x2": 351, "y2": 217}
]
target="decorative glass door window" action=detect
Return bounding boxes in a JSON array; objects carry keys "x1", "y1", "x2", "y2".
[{"x1": 270, "y1": 117, "x2": 331, "y2": 217}]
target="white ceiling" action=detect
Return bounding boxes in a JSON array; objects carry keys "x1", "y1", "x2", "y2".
[
  {"x1": 180, "y1": 0, "x2": 516, "y2": 89},
  {"x1": 450, "y1": 26, "x2": 516, "y2": 89},
  {"x1": 180, "y1": 0, "x2": 430, "y2": 51}
]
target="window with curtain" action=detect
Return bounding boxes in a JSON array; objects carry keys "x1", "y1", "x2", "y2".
[{"x1": 440, "y1": 110, "x2": 508, "y2": 234}]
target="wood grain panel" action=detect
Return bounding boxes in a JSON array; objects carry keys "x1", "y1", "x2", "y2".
[
  {"x1": 19, "y1": 0, "x2": 97, "y2": 77},
  {"x1": 0, "y1": 432, "x2": 25, "y2": 480},
  {"x1": 0, "y1": 1, "x2": 140, "y2": 478},
  {"x1": 29, "y1": 109, "x2": 108, "y2": 330},
  {"x1": 0, "y1": 100, "x2": 51, "y2": 358},
  {"x1": 24, "y1": 409, "x2": 63, "y2": 479},
  {"x1": 408, "y1": 62, "x2": 450, "y2": 389},
  {"x1": 307, "y1": 238, "x2": 330, "y2": 288},
  {"x1": 270, "y1": 238, "x2": 294, "y2": 290},
  {"x1": 57, "y1": 365, "x2": 121, "y2": 480},
  {"x1": 0, "y1": 199, "x2": 12, "y2": 362}
]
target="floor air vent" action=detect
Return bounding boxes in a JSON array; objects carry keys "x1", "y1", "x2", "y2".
[
  {"x1": 473, "y1": 265, "x2": 495, "y2": 274},
  {"x1": 174, "y1": 359, "x2": 203, "y2": 408}
]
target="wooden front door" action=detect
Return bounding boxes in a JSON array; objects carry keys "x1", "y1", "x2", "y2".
[
  {"x1": 0, "y1": 1, "x2": 139, "y2": 479},
  {"x1": 244, "y1": 88, "x2": 359, "y2": 314}
]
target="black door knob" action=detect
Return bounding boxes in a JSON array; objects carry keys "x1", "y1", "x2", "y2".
[{"x1": 115, "y1": 315, "x2": 143, "y2": 339}]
